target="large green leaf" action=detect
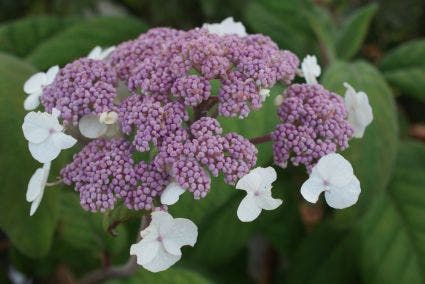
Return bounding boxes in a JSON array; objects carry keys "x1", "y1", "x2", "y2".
[
  {"x1": 243, "y1": 0, "x2": 315, "y2": 54},
  {"x1": 0, "y1": 16, "x2": 77, "y2": 57},
  {"x1": 287, "y1": 223, "x2": 359, "y2": 284},
  {"x1": 335, "y1": 3, "x2": 378, "y2": 60},
  {"x1": 0, "y1": 53, "x2": 59, "y2": 257},
  {"x1": 27, "y1": 16, "x2": 148, "y2": 70},
  {"x1": 358, "y1": 141, "x2": 425, "y2": 284},
  {"x1": 379, "y1": 39, "x2": 425, "y2": 103},
  {"x1": 322, "y1": 61, "x2": 398, "y2": 211}
]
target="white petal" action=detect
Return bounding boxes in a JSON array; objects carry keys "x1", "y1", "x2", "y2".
[
  {"x1": 300, "y1": 170, "x2": 325, "y2": 204},
  {"x1": 254, "y1": 167, "x2": 277, "y2": 188},
  {"x1": 160, "y1": 218, "x2": 198, "y2": 255},
  {"x1": 22, "y1": 112, "x2": 50, "y2": 143},
  {"x1": 45, "y1": 65, "x2": 59, "y2": 85},
  {"x1": 51, "y1": 108, "x2": 61, "y2": 120},
  {"x1": 237, "y1": 194, "x2": 262, "y2": 222},
  {"x1": 26, "y1": 168, "x2": 44, "y2": 202},
  {"x1": 301, "y1": 55, "x2": 321, "y2": 84},
  {"x1": 51, "y1": 132, "x2": 77, "y2": 150},
  {"x1": 99, "y1": 111, "x2": 118, "y2": 125},
  {"x1": 259, "y1": 89, "x2": 270, "y2": 102},
  {"x1": 28, "y1": 137, "x2": 61, "y2": 163},
  {"x1": 130, "y1": 238, "x2": 160, "y2": 266},
  {"x1": 87, "y1": 46, "x2": 102, "y2": 60},
  {"x1": 325, "y1": 176, "x2": 361, "y2": 209},
  {"x1": 203, "y1": 17, "x2": 247, "y2": 37},
  {"x1": 150, "y1": 211, "x2": 173, "y2": 228},
  {"x1": 274, "y1": 94, "x2": 284, "y2": 106},
  {"x1": 160, "y1": 182, "x2": 186, "y2": 205},
  {"x1": 79, "y1": 114, "x2": 108, "y2": 138},
  {"x1": 23, "y1": 93, "x2": 41, "y2": 111},
  {"x1": 316, "y1": 153, "x2": 354, "y2": 187},
  {"x1": 141, "y1": 246, "x2": 181, "y2": 273},
  {"x1": 30, "y1": 192, "x2": 44, "y2": 216},
  {"x1": 255, "y1": 193, "x2": 282, "y2": 210},
  {"x1": 23, "y1": 72, "x2": 46, "y2": 94},
  {"x1": 236, "y1": 170, "x2": 262, "y2": 193},
  {"x1": 100, "y1": 46, "x2": 116, "y2": 60}
]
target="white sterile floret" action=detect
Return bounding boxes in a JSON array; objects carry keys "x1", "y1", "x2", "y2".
[
  {"x1": 26, "y1": 162, "x2": 50, "y2": 216},
  {"x1": 130, "y1": 211, "x2": 198, "y2": 273},
  {"x1": 23, "y1": 65, "x2": 59, "y2": 111},
  {"x1": 343, "y1": 83, "x2": 373, "y2": 138},
  {"x1": 79, "y1": 111, "x2": 119, "y2": 139},
  {"x1": 236, "y1": 167, "x2": 282, "y2": 222},
  {"x1": 22, "y1": 108, "x2": 77, "y2": 163},
  {"x1": 301, "y1": 153, "x2": 361, "y2": 209},
  {"x1": 300, "y1": 55, "x2": 321, "y2": 84},
  {"x1": 160, "y1": 182, "x2": 186, "y2": 205},
  {"x1": 203, "y1": 17, "x2": 247, "y2": 37},
  {"x1": 259, "y1": 89, "x2": 271, "y2": 102},
  {"x1": 87, "y1": 46, "x2": 116, "y2": 60},
  {"x1": 274, "y1": 94, "x2": 284, "y2": 106}
]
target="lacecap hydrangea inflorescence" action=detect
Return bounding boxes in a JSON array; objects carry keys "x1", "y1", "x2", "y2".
[{"x1": 21, "y1": 17, "x2": 373, "y2": 273}]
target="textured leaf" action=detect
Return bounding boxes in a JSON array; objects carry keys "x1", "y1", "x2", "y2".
[
  {"x1": 27, "y1": 17, "x2": 148, "y2": 70},
  {"x1": 379, "y1": 39, "x2": 425, "y2": 103},
  {"x1": 335, "y1": 3, "x2": 378, "y2": 60},
  {"x1": 322, "y1": 61, "x2": 398, "y2": 211},
  {"x1": 358, "y1": 141, "x2": 425, "y2": 284},
  {"x1": 287, "y1": 223, "x2": 359, "y2": 284},
  {"x1": 0, "y1": 16, "x2": 77, "y2": 57},
  {"x1": 0, "y1": 53, "x2": 59, "y2": 257},
  {"x1": 243, "y1": 0, "x2": 315, "y2": 54}
]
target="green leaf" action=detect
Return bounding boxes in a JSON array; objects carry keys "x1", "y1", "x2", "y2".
[
  {"x1": 105, "y1": 267, "x2": 213, "y2": 284},
  {"x1": 0, "y1": 16, "x2": 77, "y2": 57},
  {"x1": 322, "y1": 61, "x2": 398, "y2": 211},
  {"x1": 335, "y1": 3, "x2": 378, "y2": 60},
  {"x1": 379, "y1": 39, "x2": 425, "y2": 103},
  {"x1": 358, "y1": 141, "x2": 425, "y2": 284},
  {"x1": 0, "y1": 53, "x2": 59, "y2": 257},
  {"x1": 27, "y1": 16, "x2": 148, "y2": 70},
  {"x1": 287, "y1": 222, "x2": 359, "y2": 284},
  {"x1": 243, "y1": 0, "x2": 315, "y2": 54}
]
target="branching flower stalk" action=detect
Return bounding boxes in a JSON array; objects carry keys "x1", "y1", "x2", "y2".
[{"x1": 21, "y1": 17, "x2": 373, "y2": 275}]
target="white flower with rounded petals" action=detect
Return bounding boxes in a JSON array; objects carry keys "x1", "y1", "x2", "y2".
[
  {"x1": 259, "y1": 89, "x2": 271, "y2": 102},
  {"x1": 27, "y1": 162, "x2": 50, "y2": 216},
  {"x1": 160, "y1": 182, "x2": 186, "y2": 205},
  {"x1": 22, "y1": 108, "x2": 77, "y2": 163},
  {"x1": 343, "y1": 83, "x2": 373, "y2": 138},
  {"x1": 274, "y1": 94, "x2": 284, "y2": 106},
  {"x1": 87, "y1": 46, "x2": 116, "y2": 60},
  {"x1": 301, "y1": 153, "x2": 361, "y2": 209},
  {"x1": 300, "y1": 55, "x2": 321, "y2": 84},
  {"x1": 236, "y1": 167, "x2": 283, "y2": 222},
  {"x1": 203, "y1": 17, "x2": 247, "y2": 37},
  {"x1": 79, "y1": 111, "x2": 119, "y2": 139},
  {"x1": 23, "y1": 66, "x2": 59, "y2": 110},
  {"x1": 130, "y1": 211, "x2": 198, "y2": 273}
]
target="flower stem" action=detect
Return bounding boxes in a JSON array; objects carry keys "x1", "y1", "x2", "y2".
[
  {"x1": 249, "y1": 134, "x2": 272, "y2": 145},
  {"x1": 78, "y1": 215, "x2": 150, "y2": 284}
]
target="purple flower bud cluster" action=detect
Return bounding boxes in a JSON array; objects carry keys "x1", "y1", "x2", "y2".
[
  {"x1": 272, "y1": 84, "x2": 354, "y2": 171},
  {"x1": 51, "y1": 25, "x2": 304, "y2": 213},
  {"x1": 61, "y1": 139, "x2": 137, "y2": 212},
  {"x1": 41, "y1": 58, "x2": 118, "y2": 125}
]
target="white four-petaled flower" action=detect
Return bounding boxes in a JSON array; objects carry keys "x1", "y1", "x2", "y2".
[
  {"x1": 26, "y1": 162, "x2": 50, "y2": 216},
  {"x1": 87, "y1": 46, "x2": 116, "y2": 60},
  {"x1": 259, "y1": 89, "x2": 271, "y2": 102},
  {"x1": 22, "y1": 108, "x2": 77, "y2": 163},
  {"x1": 78, "y1": 111, "x2": 119, "y2": 139},
  {"x1": 160, "y1": 182, "x2": 186, "y2": 205},
  {"x1": 23, "y1": 66, "x2": 59, "y2": 111},
  {"x1": 300, "y1": 55, "x2": 321, "y2": 84},
  {"x1": 203, "y1": 17, "x2": 247, "y2": 37},
  {"x1": 343, "y1": 83, "x2": 373, "y2": 138},
  {"x1": 236, "y1": 167, "x2": 282, "y2": 222},
  {"x1": 130, "y1": 211, "x2": 198, "y2": 272},
  {"x1": 301, "y1": 153, "x2": 361, "y2": 209}
]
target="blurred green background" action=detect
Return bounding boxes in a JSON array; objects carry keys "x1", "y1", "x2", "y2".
[{"x1": 0, "y1": 0, "x2": 424, "y2": 283}]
